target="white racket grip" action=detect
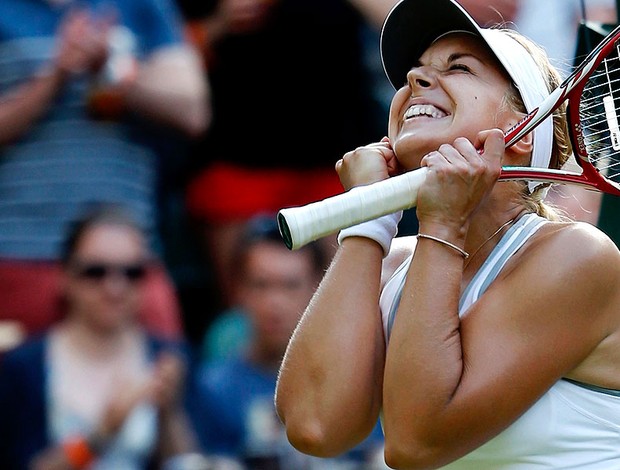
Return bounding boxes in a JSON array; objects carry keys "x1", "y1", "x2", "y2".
[{"x1": 277, "y1": 167, "x2": 428, "y2": 250}]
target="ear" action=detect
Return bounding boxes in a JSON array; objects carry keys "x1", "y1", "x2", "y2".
[{"x1": 504, "y1": 129, "x2": 533, "y2": 165}]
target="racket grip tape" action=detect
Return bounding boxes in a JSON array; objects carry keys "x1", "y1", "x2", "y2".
[{"x1": 277, "y1": 167, "x2": 428, "y2": 250}]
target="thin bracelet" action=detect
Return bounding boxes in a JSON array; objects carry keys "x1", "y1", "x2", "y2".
[{"x1": 416, "y1": 233, "x2": 469, "y2": 259}]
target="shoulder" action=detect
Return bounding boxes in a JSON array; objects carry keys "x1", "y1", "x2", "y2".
[
  {"x1": 509, "y1": 221, "x2": 620, "y2": 307},
  {"x1": 0, "y1": 335, "x2": 47, "y2": 395},
  {"x1": 1, "y1": 335, "x2": 46, "y2": 368},
  {"x1": 527, "y1": 221, "x2": 620, "y2": 270}
]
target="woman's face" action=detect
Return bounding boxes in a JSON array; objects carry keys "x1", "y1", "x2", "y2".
[
  {"x1": 388, "y1": 32, "x2": 519, "y2": 169},
  {"x1": 64, "y1": 223, "x2": 148, "y2": 333}
]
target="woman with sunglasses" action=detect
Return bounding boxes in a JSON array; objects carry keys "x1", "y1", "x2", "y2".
[
  {"x1": 0, "y1": 204, "x2": 206, "y2": 470},
  {"x1": 275, "y1": 0, "x2": 620, "y2": 468}
]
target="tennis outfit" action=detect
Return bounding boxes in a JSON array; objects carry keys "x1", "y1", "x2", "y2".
[{"x1": 380, "y1": 213, "x2": 620, "y2": 469}]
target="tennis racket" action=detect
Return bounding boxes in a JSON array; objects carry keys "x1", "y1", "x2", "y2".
[{"x1": 278, "y1": 24, "x2": 620, "y2": 250}]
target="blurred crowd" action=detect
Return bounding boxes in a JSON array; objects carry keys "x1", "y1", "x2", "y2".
[{"x1": 0, "y1": 0, "x2": 617, "y2": 469}]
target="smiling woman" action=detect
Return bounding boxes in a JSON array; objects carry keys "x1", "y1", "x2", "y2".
[
  {"x1": 274, "y1": 0, "x2": 620, "y2": 468},
  {"x1": 388, "y1": 32, "x2": 519, "y2": 171}
]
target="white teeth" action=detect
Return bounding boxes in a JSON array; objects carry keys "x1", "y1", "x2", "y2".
[{"x1": 404, "y1": 104, "x2": 446, "y2": 119}]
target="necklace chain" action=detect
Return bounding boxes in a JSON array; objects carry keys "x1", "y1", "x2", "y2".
[{"x1": 464, "y1": 217, "x2": 516, "y2": 268}]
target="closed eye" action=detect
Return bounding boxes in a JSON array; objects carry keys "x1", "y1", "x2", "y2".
[{"x1": 448, "y1": 63, "x2": 472, "y2": 73}]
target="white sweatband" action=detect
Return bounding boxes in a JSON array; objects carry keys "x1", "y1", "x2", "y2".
[{"x1": 338, "y1": 211, "x2": 403, "y2": 257}]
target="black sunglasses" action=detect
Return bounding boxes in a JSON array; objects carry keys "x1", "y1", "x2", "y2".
[{"x1": 71, "y1": 262, "x2": 148, "y2": 282}]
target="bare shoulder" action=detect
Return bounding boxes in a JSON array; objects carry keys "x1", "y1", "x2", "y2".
[
  {"x1": 532, "y1": 223, "x2": 620, "y2": 387},
  {"x1": 382, "y1": 235, "x2": 417, "y2": 287},
  {"x1": 511, "y1": 220, "x2": 620, "y2": 300},
  {"x1": 533, "y1": 221, "x2": 620, "y2": 267}
]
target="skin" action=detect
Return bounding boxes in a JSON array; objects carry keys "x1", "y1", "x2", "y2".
[
  {"x1": 274, "y1": 33, "x2": 620, "y2": 469},
  {"x1": 63, "y1": 223, "x2": 147, "y2": 334}
]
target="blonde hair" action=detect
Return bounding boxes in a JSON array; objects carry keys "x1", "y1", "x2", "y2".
[{"x1": 500, "y1": 29, "x2": 573, "y2": 221}]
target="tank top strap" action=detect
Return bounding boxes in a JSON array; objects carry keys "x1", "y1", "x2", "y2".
[
  {"x1": 382, "y1": 213, "x2": 547, "y2": 342},
  {"x1": 459, "y1": 213, "x2": 547, "y2": 314}
]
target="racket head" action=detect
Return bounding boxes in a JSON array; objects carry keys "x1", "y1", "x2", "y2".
[
  {"x1": 565, "y1": 25, "x2": 620, "y2": 196},
  {"x1": 499, "y1": 24, "x2": 620, "y2": 197}
]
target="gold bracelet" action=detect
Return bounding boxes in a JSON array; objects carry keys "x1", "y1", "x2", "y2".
[{"x1": 416, "y1": 233, "x2": 469, "y2": 259}]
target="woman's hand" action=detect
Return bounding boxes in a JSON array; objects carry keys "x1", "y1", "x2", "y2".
[
  {"x1": 147, "y1": 351, "x2": 185, "y2": 413},
  {"x1": 416, "y1": 129, "x2": 504, "y2": 228},
  {"x1": 335, "y1": 136, "x2": 402, "y2": 190}
]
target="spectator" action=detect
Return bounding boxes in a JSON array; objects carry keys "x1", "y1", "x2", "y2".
[
  {"x1": 0, "y1": 204, "x2": 206, "y2": 470},
  {"x1": 189, "y1": 215, "x2": 385, "y2": 468},
  {"x1": 0, "y1": 0, "x2": 210, "y2": 340},
  {"x1": 180, "y1": 0, "x2": 402, "y2": 308}
]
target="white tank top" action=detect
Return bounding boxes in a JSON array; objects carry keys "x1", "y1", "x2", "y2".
[{"x1": 379, "y1": 213, "x2": 620, "y2": 469}]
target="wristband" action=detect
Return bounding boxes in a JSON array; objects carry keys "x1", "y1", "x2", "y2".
[
  {"x1": 62, "y1": 436, "x2": 96, "y2": 469},
  {"x1": 338, "y1": 211, "x2": 402, "y2": 257}
]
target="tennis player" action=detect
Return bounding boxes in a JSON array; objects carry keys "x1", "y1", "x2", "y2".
[{"x1": 275, "y1": 0, "x2": 620, "y2": 468}]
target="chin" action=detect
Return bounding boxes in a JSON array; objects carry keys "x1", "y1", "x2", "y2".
[{"x1": 392, "y1": 137, "x2": 434, "y2": 169}]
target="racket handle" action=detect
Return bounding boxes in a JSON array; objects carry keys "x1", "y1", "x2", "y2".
[{"x1": 277, "y1": 167, "x2": 428, "y2": 250}]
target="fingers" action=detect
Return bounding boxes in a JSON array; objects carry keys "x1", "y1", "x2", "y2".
[
  {"x1": 474, "y1": 128, "x2": 505, "y2": 157},
  {"x1": 474, "y1": 128, "x2": 505, "y2": 177},
  {"x1": 99, "y1": 379, "x2": 148, "y2": 437},
  {"x1": 148, "y1": 352, "x2": 185, "y2": 408},
  {"x1": 417, "y1": 132, "x2": 504, "y2": 216},
  {"x1": 422, "y1": 129, "x2": 504, "y2": 175},
  {"x1": 335, "y1": 137, "x2": 399, "y2": 190}
]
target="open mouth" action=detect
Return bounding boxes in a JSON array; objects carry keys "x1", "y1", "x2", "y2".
[{"x1": 404, "y1": 104, "x2": 448, "y2": 120}]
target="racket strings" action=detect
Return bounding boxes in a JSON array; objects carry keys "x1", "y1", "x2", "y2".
[{"x1": 579, "y1": 50, "x2": 620, "y2": 181}]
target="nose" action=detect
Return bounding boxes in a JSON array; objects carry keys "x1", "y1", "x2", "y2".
[
  {"x1": 101, "y1": 272, "x2": 133, "y2": 297},
  {"x1": 407, "y1": 66, "x2": 435, "y2": 90}
]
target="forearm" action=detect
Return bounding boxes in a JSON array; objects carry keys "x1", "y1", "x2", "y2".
[
  {"x1": 276, "y1": 238, "x2": 385, "y2": 457},
  {"x1": 347, "y1": 0, "x2": 399, "y2": 29},
  {"x1": 0, "y1": 66, "x2": 65, "y2": 145},
  {"x1": 123, "y1": 45, "x2": 209, "y2": 137},
  {"x1": 382, "y1": 224, "x2": 466, "y2": 465},
  {"x1": 157, "y1": 407, "x2": 199, "y2": 460}
]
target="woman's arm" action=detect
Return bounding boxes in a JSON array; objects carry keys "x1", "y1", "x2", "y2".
[
  {"x1": 152, "y1": 351, "x2": 202, "y2": 461},
  {"x1": 346, "y1": 0, "x2": 399, "y2": 29},
  {"x1": 0, "y1": 68, "x2": 67, "y2": 145},
  {"x1": 275, "y1": 238, "x2": 387, "y2": 457},
  {"x1": 275, "y1": 138, "x2": 404, "y2": 457},
  {"x1": 374, "y1": 131, "x2": 620, "y2": 468},
  {"x1": 383, "y1": 222, "x2": 620, "y2": 468},
  {"x1": 0, "y1": 10, "x2": 108, "y2": 145},
  {"x1": 378, "y1": 133, "x2": 620, "y2": 469},
  {"x1": 122, "y1": 44, "x2": 210, "y2": 138}
]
